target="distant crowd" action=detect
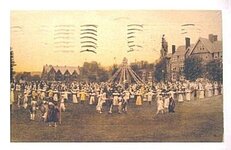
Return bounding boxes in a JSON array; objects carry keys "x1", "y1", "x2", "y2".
[{"x1": 10, "y1": 79, "x2": 223, "y2": 127}]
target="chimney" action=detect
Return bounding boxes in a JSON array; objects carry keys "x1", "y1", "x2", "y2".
[
  {"x1": 209, "y1": 34, "x2": 214, "y2": 43},
  {"x1": 185, "y1": 37, "x2": 190, "y2": 50},
  {"x1": 172, "y1": 45, "x2": 176, "y2": 54}
]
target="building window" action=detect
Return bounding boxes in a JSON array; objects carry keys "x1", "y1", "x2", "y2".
[{"x1": 200, "y1": 46, "x2": 203, "y2": 50}]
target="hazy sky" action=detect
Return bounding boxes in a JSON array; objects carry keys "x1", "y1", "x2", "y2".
[{"x1": 11, "y1": 10, "x2": 222, "y2": 72}]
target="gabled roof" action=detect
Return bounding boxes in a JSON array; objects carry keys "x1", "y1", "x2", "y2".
[
  {"x1": 43, "y1": 65, "x2": 80, "y2": 75},
  {"x1": 189, "y1": 37, "x2": 222, "y2": 55},
  {"x1": 185, "y1": 44, "x2": 195, "y2": 57},
  {"x1": 171, "y1": 45, "x2": 186, "y2": 58},
  {"x1": 200, "y1": 38, "x2": 214, "y2": 53},
  {"x1": 43, "y1": 65, "x2": 52, "y2": 73},
  {"x1": 174, "y1": 45, "x2": 186, "y2": 56}
]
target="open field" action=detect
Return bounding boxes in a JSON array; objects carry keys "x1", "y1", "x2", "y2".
[{"x1": 11, "y1": 95, "x2": 223, "y2": 142}]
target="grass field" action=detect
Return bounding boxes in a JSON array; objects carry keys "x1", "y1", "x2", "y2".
[{"x1": 11, "y1": 95, "x2": 223, "y2": 142}]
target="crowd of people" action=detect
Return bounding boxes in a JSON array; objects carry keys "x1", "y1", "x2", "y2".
[{"x1": 10, "y1": 78, "x2": 223, "y2": 127}]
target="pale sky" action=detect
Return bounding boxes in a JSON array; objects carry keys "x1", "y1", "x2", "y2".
[{"x1": 11, "y1": 10, "x2": 222, "y2": 72}]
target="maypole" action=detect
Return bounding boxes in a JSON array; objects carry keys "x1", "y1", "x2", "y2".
[{"x1": 108, "y1": 57, "x2": 144, "y2": 85}]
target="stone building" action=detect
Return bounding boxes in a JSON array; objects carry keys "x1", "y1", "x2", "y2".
[
  {"x1": 168, "y1": 34, "x2": 222, "y2": 81},
  {"x1": 186, "y1": 34, "x2": 222, "y2": 62}
]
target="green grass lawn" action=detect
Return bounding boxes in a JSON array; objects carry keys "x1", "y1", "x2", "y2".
[{"x1": 11, "y1": 95, "x2": 223, "y2": 142}]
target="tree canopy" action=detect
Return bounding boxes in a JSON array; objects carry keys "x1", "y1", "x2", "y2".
[
  {"x1": 183, "y1": 56, "x2": 204, "y2": 81},
  {"x1": 206, "y1": 59, "x2": 223, "y2": 82},
  {"x1": 154, "y1": 59, "x2": 166, "y2": 82}
]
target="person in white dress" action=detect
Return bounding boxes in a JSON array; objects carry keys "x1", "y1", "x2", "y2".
[
  {"x1": 188, "y1": 82, "x2": 195, "y2": 100},
  {"x1": 113, "y1": 91, "x2": 119, "y2": 106},
  {"x1": 60, "y1": 95, "x2": 66, "y2": 112},
  {"x1": 89, "y1": 90, "x2": 96, "y2": 105},
  {"x1": 96, "y1": 92, "x2": 105, "y2": 113},
  {"x1": 72, "y1": 89, "x2": 78, "y2": 104},
  {"x1": 29, "y1": 100, "x2": 37, "y2": 121},
  {"x1": 10, "y1": 87, "x2": 14, "y2": 110},
  {"x1": 198, "y1": 82, "x2": 204, "y2": 99},
  {"x1": 23, "y1": 91, "x2": 29, "y2": 109},
  {"x1": 163, "y1": 94, "x2": 170, "y2": 113},
  {"x1": 129, "y1": 90, "x2": 135, "y2": 102},
  {"x1": 213, "y1": 81, "x2": 219, "y2": 96},
  {"x1": 48, "y1": 89, "x2": 54, "y2": 99},
  {"x1": 168, "y1": 89, "x2": 175, "y2": 99},
  {"x1": 208, "y1": 82, "x2": 213, "y2": 97},
  {"x1": 53, "y1": 93, "x2": 58, "y2": 102},
  {"x1": 147, "y1": 90, "x2": 154, "y2": 105},
  {"x1": 123, "y1": 90, "x2": 130, "y2": 103},
  {"x1": 135, "y1": 90, "x2": 142, "y2": 106},
  {"x1": 154, "y1": 93, "x2": 164, "y2": 117},
  {"x1": 185, "y1": 87, "x2": 191, "y2": 101},
  {"x1": 177, "y1": 88, "x2": 184, "y2": 102},
  {"x1": 122, "y1": 94, "x2": 128, "y2": 113},
  {"x1": 77, "y1": 90, "x2": 80, "y2": 103},
  {"x1": 219, "y1": 83, "x2": 223, "y2": 95},
  {"x1": 62, "y1": 89, "x2": 70, "y2": 102},
  {"x1": 40, "y1": 90, "x2": 46, "y2": 101},
  {"x1": 204, "y1": 82, "x2": 210, "y2": 98},
  {"x1": 15, "y1": 83, "x2": 21, "y2": 105}
]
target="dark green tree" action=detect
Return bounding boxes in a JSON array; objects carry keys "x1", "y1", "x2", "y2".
[
  {"x1": 10, "y1": 47, "x2": 16, "y2": 82},
  {"x1": 98, "y1": 68, "x2": 109, "y2": 82},
  {"x1": 88, "y1": 74, "x2": 97, "y2": 82},
  {"x1": 183, "y1": 56, "x2": 204, "y2": 81},
  {"x1": 154, "y1": 58, "x2": 166, "y2": 82},
  {"x1": 206, "y1": 59, "x2": 223, "y2": 82},
  {"x1": 80, "y1": 61, "x2": 109, "y2": 82}
]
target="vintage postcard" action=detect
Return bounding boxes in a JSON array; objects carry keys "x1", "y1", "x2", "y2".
[{"x1": 10, "y1": 10, "x2": 223, "y2": 142}]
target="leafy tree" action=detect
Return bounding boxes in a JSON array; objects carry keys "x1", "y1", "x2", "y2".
[
  {"x1": 88, "y1": 74, "x2": 97, "y2": 82},
  {"x1": 183, "y1": 56, "x2": 204, "y2": 81},
  {"x1": 10, "y1": 47, "x2": 16, "y2": 82},
  {"x1": 130, "y1": 63, "x2": 139, "y2": 73},
  {"x1": 15, "y1": 72, "x2": 31, "y2": 81},
  {"x1": 154, "y1": 58, "x2": 166, "y2": 82},
  {"x1": 81, "y1": 61, "x2": 109, "y2": 82},
  {"x1": 98, "y1": 68, "x2": 109, "y2": 82},
  {"x1": 206, "y1": 59, "x2": 223, "y2": 82},
  {"x1": 31, "y1": 75, "x2": 41, "y2": 81}
]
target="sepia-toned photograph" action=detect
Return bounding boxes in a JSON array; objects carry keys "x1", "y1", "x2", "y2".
[{"x1": 10, "y1": 10, "x2": 223, "y2": 142}]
